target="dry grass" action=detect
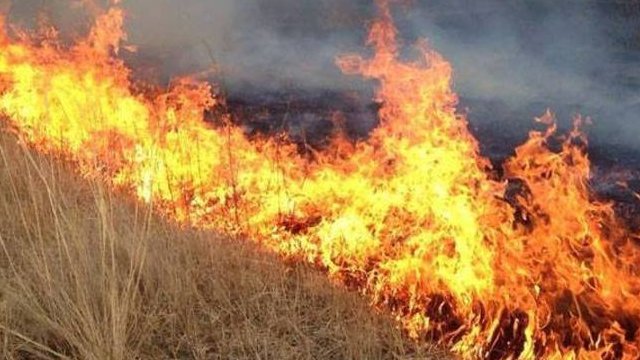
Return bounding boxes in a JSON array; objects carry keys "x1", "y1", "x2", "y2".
[{"x1": 0, "y1": 128, "x2": 445, "y2": 359}]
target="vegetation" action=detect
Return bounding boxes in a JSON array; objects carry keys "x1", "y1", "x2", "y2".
[{"x1": 0, "y1": 128, "x2": 444, "y2": 359}]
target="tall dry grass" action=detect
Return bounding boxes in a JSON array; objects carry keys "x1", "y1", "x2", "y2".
[{"x1": 0, "y1": 128, "x2": 444, "y2": 359}]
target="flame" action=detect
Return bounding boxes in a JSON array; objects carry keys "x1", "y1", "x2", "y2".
[{"x1": 1, "y1": 1, "x2": 639, "y2": 358}]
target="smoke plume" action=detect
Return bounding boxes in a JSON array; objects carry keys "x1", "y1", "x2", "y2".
[{"x1": 3, "y1": 0, "x2": 640, "y2": 151}]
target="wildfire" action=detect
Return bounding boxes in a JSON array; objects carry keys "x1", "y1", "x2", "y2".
[{"x1": 1, "y1": 1, "x2": 639, "y2": 358}]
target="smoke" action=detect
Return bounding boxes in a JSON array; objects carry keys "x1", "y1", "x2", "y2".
[
  {"x1": 398, "y1": 1, "x2": 640, "y2": 151},
  {"x1": 2, "y1": 0, "x2": 640, "y2": 150},
  {"x1": 119, "y1": 0, "x2": 374, "y2": 95}
]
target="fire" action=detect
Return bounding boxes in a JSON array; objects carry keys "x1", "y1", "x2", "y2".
[{"x1": 1, "y1": 1, "x2": 639, "y2": 358}]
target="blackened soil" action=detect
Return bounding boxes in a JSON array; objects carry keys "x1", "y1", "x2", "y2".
[{"x1": 223, "y1": 91, "x2": 640, "y2": 229}]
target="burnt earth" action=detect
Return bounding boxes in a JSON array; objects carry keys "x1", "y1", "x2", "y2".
[{"x1": 224, "y1": 91, "x2": 640, "y2": 229}]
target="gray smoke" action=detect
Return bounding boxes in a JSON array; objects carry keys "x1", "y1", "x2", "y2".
[
  {"x1": 3, "y1": 0, "x2": 640, "y2": 150},
  {"x1": 399, "y1": 1, "x2": 640, "y2": 152},
  {"x1": 120, "y1": 0, "x2": 374, "y2": 94}
]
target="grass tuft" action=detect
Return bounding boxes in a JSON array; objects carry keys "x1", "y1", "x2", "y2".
[{"x1": 0, "y1": 128, "x2": 446, "y2": 359}]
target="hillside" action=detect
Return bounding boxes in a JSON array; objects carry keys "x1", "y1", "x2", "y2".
[{"x1": 0, "y1": 128, "x2": 444, "y2": 359}]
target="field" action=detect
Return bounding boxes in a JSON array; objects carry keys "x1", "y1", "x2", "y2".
[{"x1": 0, "y1": 128, "x2": 445, "y2": 359}]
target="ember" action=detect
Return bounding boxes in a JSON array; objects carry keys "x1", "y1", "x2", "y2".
[{"x1": 0, "y1": 0, "x2": 639, "y2": 358}]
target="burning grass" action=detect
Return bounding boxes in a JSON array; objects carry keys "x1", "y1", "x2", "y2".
[{"x1": 0, "y1": 129, "x2": 444, "y2": 359}]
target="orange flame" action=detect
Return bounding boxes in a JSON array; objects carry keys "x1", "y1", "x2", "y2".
[{"x1": 1, "y1": 1, "x2": 639, "y2": 358}]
